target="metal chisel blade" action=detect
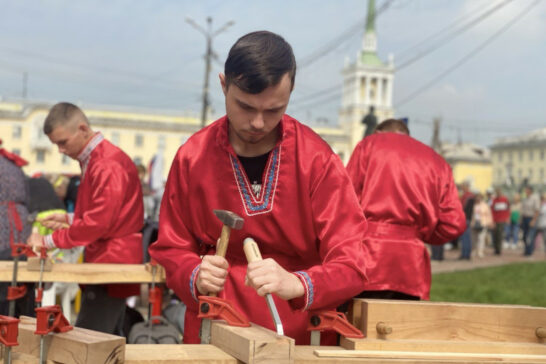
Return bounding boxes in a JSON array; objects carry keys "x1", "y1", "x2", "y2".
[
  {"x1": 265, "y1": 293, "x2": 284, "y2": 336},
  {"x1": 200, "y1": 318, "x2": 212, "y2": 344}
]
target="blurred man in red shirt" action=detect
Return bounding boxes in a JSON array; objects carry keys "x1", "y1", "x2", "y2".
[{"x1": 491, "y1": 187, "x2": 510, "y2": 255}]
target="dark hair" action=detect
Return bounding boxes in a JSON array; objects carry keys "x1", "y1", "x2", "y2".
[
  {"x1": 224, "y1": 31, "x2": 296, "y2": 94},
  {"x1": 43, "y1": 102, "x2": 88, "y2": 135},
  {"x1": 375, "y1": 119, "x2": 410, "y2": 135}
]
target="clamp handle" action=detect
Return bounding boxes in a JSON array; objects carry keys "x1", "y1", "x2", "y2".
[
  {"x1": 35, "y1": 305, "x2": 73, "y2": 335},
  {"x1": 7, "y1": 285, "x2": 27, "y2": 301},
  {"x1": 11, "y1": 243, "x2": 37, "y2": 258},
  {"x1": 307, "y1": 310, "x2": 364, "y2": 338},
  {"x1": 0, "y1": 315, "x2": 19, "y2": 347},
  {"x1": 197, "y1": 296, "x2": 250, "y2": 327}
]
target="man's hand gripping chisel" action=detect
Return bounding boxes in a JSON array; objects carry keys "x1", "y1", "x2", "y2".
[{"x1": 243, "y1": 237, "x2": 284, "y2": 336}]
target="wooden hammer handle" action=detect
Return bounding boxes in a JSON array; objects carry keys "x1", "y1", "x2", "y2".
[
  {"x1": 209, "y1": 225, "x2": 231, "y2": 298},
  {"x1": 243, "y1": 238, "x2": 262, "y2": 263},
  {"x1": 216, "y1": 225, "x2": 231, "y2": 258}
]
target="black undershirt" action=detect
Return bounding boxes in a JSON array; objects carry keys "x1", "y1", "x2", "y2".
[{"x1": 237, "y1": 151, "x2": 271, "y2": 198}]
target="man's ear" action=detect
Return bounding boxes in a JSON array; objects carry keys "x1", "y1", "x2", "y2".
[{"x1": 219, "y1": 73, "x2": 227, "y2": 96}]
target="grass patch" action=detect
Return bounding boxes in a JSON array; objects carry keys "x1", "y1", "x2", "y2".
[{"x1": 430, "y1": 262, "x2": 546, "y2": 306}]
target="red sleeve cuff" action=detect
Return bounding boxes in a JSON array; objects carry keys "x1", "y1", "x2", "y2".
[{"x1": 289, "y1": 272, "x2": 313, "y2": 311}]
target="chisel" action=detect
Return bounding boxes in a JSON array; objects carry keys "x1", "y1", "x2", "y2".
[{"x1": 243, "y1": 237, "x2": 284, "y2": 336}]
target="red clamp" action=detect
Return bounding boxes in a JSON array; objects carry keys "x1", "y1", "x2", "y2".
[
  {"x1": 7, "y1": 285, "x2": 27, "y2": 301},
  {"x1": 11, "y1": 243, "x2": 37, "y2": 258},
  {"x1": 149, "y1": 286, "x2": 163, "y2": 324},
  {"x1": 197, "y1": 296, "x2": 250, "y2": 327},
  {"x1": 34, "y1": 305, "x2": 73, "y2": 335},
  {"x1": 0, "y1": 315, "x2": 19, "y2": 347},
  {"x1": 307, "y1": 310, "x2": 364, "y2": 338}
]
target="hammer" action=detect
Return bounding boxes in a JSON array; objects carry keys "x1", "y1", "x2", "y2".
[
  {"x1": 212, "y1": 209, "x2": 244, "y2": 261},
  {"x1": 200, "y1": 209, "x2": 244, "y2": 344}
]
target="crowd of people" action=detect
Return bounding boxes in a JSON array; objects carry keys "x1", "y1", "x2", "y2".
[
  {"x1": 0, "y1": 30, "x2": 542, "y2": 345},
  {"x1": 438, "y1": 183, "x2": 546, "y2": 261}
]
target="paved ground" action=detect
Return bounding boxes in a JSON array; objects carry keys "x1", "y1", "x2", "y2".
[{"x1": 431, "y1": 242, "x2": 546, "y2": 274}]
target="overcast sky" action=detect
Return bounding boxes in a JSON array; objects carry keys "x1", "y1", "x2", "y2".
[{"x1": 1, "y1": 0, "x2": 545, "y2": 147}]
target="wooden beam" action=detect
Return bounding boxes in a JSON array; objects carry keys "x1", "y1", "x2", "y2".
[
  {"x1": 0, "y1": 351, "x2": 55, "y2": 364},
  {"x1": 341, "y1": 338, "x2": 546, "y2": 355},
  {"x1": 26, "y1": 257, "x2": 52, "y2": 272},
  {"x1": 354, "y1": 299, "x2": 546, "y2": 343},
  {"x1": 210, "y1": 322, "x2": 295, "y2": 364},
  {"x1": 125, "y1": 344, "x2": 238, "y2": 363},
  {"x1": 13, "y1": 316, "x2": 125, "y2": 364},
  {"x1": 313, "y1": 349, "x2": 546, "y2": 362},
  {"x1": 0, "y1": 261, "x2": 166, "y2": 283}
]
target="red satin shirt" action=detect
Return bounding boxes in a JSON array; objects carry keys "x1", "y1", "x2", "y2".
[
  {"x1": 149, "y1": 115, "x2": 368, "y2": 344},
  {"x1": 52, "y1": 138, "x2": 144, "y2": 297},
  {"x1": 346, "y1": 133, "x2": 465, "y2": 299}
]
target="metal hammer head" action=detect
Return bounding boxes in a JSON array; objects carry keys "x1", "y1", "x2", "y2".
[{"x1": 213, "y1": 209, "x2": 244, "y2": 230}]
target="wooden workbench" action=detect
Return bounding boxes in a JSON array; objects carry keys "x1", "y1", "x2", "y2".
[{"x1": 0, "y1": 261, "x2": 165, "y2": 284}]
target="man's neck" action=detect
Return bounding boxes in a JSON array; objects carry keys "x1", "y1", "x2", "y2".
[{"x1": 230, "y1": 127, "x2": 279, "y2": 157}]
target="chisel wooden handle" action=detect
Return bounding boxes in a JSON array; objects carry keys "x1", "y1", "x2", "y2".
[{"x1": 243, "y1": 237, "x2": 263, "y2": 263}]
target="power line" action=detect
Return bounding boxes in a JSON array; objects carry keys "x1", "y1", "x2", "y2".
[
  {"x1": 397, "y1": 0, "x2": 541, "y2": 107},
  {"x1": 396, "y1": 0, "x2": 514, "y2": 71},
  {"x1": 297, "y1": 0, "x2": 395, "y2": 69},
  {"x1": 395, "y1": 1, "x2": 493, "y2": 60}
]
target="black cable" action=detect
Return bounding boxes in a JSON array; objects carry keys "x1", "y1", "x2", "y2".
[{"x1": 397, "y1": 0, "x2": 540, "y2": 107}]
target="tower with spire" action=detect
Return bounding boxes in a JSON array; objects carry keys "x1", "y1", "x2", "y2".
[{"x1": 339, "y1": 0, "x2": 395, "y2": 152}]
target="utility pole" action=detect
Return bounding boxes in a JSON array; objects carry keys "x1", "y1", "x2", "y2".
[
  {"x1": 186, "y1": 17, "x2": 234, "y2": 128},
  {"x1": 431, "y1": 117, "x2": 442, "y2": 154},
  {"x1": 22, "y1": 71, "x2": 28, "y2": 99}
]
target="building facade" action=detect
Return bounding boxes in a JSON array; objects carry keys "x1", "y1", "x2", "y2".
[
  {"x1": 490, "y1": 128, "x2": 546, "y2": 189},
  {"x1": 0, "y1": 101, "x2": 200, "y2": 179},
  {"x1": 441, "y1": 142, "x2": 493, "y2": 193},
  {"x1": 339, "y1": 0, "x2": 395, "y2": 151}
]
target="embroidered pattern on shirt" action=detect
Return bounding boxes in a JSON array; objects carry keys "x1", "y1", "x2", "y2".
[
  {"x1": 230, "y1": 146, "x2": 281, "y2": 216},
  {"x1": 77, "y1": 133, "x2": 104, "y2": 180},
  {"x1": 295, "y1": 271, "x2": 314, "y2": 310},
  {"x1": 189, "y1": 265, "x2": 200, "y2": 302}
]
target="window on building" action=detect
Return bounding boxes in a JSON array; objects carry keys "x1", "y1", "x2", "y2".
[
  {"x1": 529, "y1": 150, "x2": 534, "y2": 161},
  {"x1": 497, "y1": 152, "x2": 502, "y2": 162},
  {"x1": 133, "y1": 156, "x2": 143, "y2": 165},
  {"x1": 135, "y1": 134, "x2": 143, "y2": 148},
  {"x1": 517, "y1": 169, "x2": 522, "y2": 181},
  {"x1": 529, "y1": 169, "x2": 533, "y2": 178},
  {"x1": 36, "y1": 150, "x2": 45, "y2": 164},
  {"x1": 13, "y1": 148, "x2": 21, "y2": 156},
  {"x1": 518, "y1": 150, "x2": 523, "y2": 162},
  {"x1": 12, "y1": 125, "x2": 22, "y2": 139},
  {"x1": 112, "y1": 132, "x2": 120, "y2": 146},
  {"x1": 541, "y1": 149, "x2": 545, "y2": 160},
  {"x1": 508, "y1": 151, "x2": 513, "y2": 161},
  {"x1": 540, "y1": 168, "x2": 544, "y2": 182},
  {"x1": 62, "y1": 154, "x2": 70, "y2": 165},
  {"x1": 180, "y1": 136, "x2": 188, "y2": 145}
]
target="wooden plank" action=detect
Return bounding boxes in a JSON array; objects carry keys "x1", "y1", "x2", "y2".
[
  {"x1": 26, "y1": 257, "x2": 53, "y2": 271},
  {"x1": 295, "y1": 346, "x2": 537, "y2": 364},
  {"x1": 13, "y1": 316, "x2": 125, "y2": 364},
  {"x1": 341, "y1": 338, "x2": 546, "y2": 355},
  {"x1": 314, "y1": 349, "x2": 546, "y2": 363},
  {"x1": 210, "y1": 322, "x2": 295, "y2": 364},
  {"x1": 355, "y1": 299, "x2": 546, "y2": 343},
  {"x1": 125, "y1": 344, "x2": 239, "y2": 364},
  {"x1": 0, "y1": 261, "x2": 166, "y2": 283},
  {"x1": 0, "y1": 351, "x2": 55, "y2": 364}
]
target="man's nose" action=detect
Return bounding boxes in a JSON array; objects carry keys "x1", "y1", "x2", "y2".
[{"x1": 250, "y1": 114, "x2": 265, "y2": 130}]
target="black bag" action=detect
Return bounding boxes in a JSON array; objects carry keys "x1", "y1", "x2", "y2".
[{"x1": 128, "y1": 316, "x2": 181, "y2": 344}]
